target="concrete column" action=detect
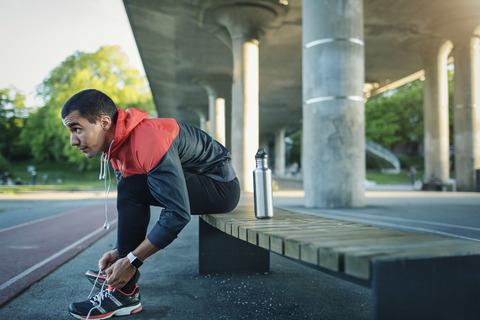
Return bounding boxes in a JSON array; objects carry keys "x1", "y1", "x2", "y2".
[
  {"x1": 452, "y1": 34, "x2": 480, "y2": 191},
  {"x1": 189, "y1": 107, "x2": 208, "y2": 132},
  {"x1": 192, "y1": 75, "x2": 232, "y2": 148},
  {"x1": 207, "y1": 93, "x2": 217, "y2": 138},
  {"x1": 421, "y1": 40, "x2": 452, "y2": 186},
  {"x1": 215, "y1": 98, "x2": 226, "y2": 146},
  {"x1": 302, "y1": 0, "x2": 365, "y2": 208},
  {"x1": 214, "y1": 5, "x2": 278, "y2": 192},
  {"x1": 274, "y1": 127, "x2": 286, "y2": 176}
]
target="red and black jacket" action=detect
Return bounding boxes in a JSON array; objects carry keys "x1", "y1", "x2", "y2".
[{"x1": 107, "y1": 108, "x2": 236, "y2": 249}]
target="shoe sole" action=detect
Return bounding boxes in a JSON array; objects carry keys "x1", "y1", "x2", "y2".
[{"x1": 69, "y1": 303, "x2": 142, "y2": 319}]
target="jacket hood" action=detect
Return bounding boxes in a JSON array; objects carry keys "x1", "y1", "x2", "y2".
[{"x1": 108, "y1": 108, "x2": 148, "y2": 156}]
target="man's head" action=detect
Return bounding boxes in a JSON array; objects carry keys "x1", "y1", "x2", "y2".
[{"x1": 62, "y1": 89, "x2": 118, "y2": 158}]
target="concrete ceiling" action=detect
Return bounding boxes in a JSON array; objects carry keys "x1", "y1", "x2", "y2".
[{"x1": 123, "y1": 0, "x2": 480, "y2": 137}]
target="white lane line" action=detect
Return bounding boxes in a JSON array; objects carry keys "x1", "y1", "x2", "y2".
[
  {"x1": 0, "y1": 200, "x2": 116, "y2": 234},
  {"x1": 0, "y1": 210, "x2": 77, "y2": 234},
  {"x1": 320, "y1": 210, "x2": 480, "y2": 232},
  {"x1": 0, "y1": 218, "x2": 117, "y2": 291}
]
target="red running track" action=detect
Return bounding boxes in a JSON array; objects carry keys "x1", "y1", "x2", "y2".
[{"x1": 0, "y1": 201, "x2": 117, "y2": 307}]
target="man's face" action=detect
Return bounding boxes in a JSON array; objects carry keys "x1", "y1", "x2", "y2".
[{"x1": 62, "y1": 110, "x2": 110, "y2": 158}]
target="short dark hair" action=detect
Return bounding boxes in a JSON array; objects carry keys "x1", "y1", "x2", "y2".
[{"x1": 61, "y1": 89, "x2": 118, "y2": 124}]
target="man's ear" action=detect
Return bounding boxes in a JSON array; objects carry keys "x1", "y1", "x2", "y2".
[{"x1": 100, "y1": 115, "x2": 112, "y2": 130}]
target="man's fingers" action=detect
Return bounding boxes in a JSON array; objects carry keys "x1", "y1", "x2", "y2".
[
  {"x1": 105, "y1": 265, "x2": 113, "y2": 277},
  {"x1": 105, "y1": 269, "x2": 123, "y2": 289},
  {"x1": 98, "y1": 250, "x2": 118, "y2": 271},
  {"x1": 99, "y1": 257, "x2": 108, "y2": 271},
  {"x1": 99, "y1": 262, "x2": 109, "y2": 271}
]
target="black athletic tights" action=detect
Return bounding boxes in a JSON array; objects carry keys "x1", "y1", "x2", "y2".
[
  {"x1": 115, "y1": 173, "x2": 240, "y2": 257},
  {"x1": 114, "y1": 173, "x2": 240, "y2": 293}
]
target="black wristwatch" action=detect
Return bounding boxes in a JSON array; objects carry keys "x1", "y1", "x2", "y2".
[{"x1": 127, "y1": 252, "x2": 143, "y2": 269}]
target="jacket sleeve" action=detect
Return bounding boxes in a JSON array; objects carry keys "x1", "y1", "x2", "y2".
[{"x1": 146, "y1": 146, "x2": 191, "y2": 249}]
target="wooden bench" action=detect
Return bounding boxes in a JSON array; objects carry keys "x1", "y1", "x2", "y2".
[{"x1": 199, "y1": 194, "x2": 480, "y2": 320}]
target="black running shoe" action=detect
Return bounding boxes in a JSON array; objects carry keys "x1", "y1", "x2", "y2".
[
  {"x1": 69, "y1": 286, "x2": 142, "y2": 319},
  {"x1": 85, "y1": 270, "x2": 107, "y2": 288}
]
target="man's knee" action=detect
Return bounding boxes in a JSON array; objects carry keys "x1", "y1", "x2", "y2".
[{"x1": 117, "y1": 174, "x2": 150, "y2": 203}]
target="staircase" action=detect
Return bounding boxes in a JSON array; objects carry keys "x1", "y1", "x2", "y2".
[{"x1": 365, "y1": 139, "x2": 401, "y2": 173}]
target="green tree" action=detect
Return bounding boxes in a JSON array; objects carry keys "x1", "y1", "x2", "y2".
[
  {"x1": 365, "y1": 73, "x2": 454, "y2": 154},
  {"x1": 0, "y1": 88, "x2": 30, "y2": 161},
  {"x1": 20, "y1": 46, "x2": 154, "y2": 168},
  {"x1": 287, "y1": 129, "x2": 302, "y2": 167},
  {"x1": 365, "y1": 80, "x2": 424, "y2": 152}
]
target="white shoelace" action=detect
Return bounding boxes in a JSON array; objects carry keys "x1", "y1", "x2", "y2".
[
  {"x1": 85, "y1": 271, "x2": 109, "y2": 320},
  {"x1": 90, "y1": 288, "x2": 110, "y2": 304}
]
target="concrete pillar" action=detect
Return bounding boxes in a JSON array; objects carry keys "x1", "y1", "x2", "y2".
[
  {"x1": 207, "y1": 92, "x2": 217, "y2": 138},
  {"x1": 274, "y1": 127, "x2": 286, "y2": 176},
  {"x1": 198, "y1": 113, "x2": 207, "y2": 132},
  {"x1": 192, "y1": 75, "x2": 232, "y2": 148},
  {"x1": 302, "y1": 0, "x2": 365, "y2": 208},
  {"x1": 189, "y1": 106, "x2": 208, "y2": 132},
  {"x1": 215, "y1": 98, "x2": 226, "y2": 146},
  {"x1": 213, "y1": 5, "x2": 279, "y2": 192},
  {"x1": 452, "y1": 33, "x2": 480, "y2": 191},
  {"x1": 421, "y1": 40, "x2": 452, "y2": 186}
]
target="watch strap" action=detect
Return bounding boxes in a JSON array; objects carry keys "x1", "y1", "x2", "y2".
[{"x1": 127, "y1": 252, "x2": 143, "y2": 269}]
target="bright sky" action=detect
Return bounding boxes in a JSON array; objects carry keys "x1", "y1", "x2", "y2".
[{"x1": 0, "y1": 0, "x2": 145, "y2": 106}]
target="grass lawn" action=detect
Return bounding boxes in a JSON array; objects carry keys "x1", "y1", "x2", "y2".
[
  {"x1": 0, "y1": 160, "x2": 109, "y2": 194},
  {"x1": 366, "y1": 170, "x2": 415, "y2": 185}
]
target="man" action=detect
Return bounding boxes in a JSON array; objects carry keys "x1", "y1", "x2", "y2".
[{"x1": 62, "y1": 89, "x2": 240, "y2": 319}]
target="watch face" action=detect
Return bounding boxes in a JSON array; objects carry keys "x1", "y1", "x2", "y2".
[
  {"x1": 128, "y1": 252, "x2": 143, "y2": 268},
  {"x1": 131, "y1": 257, "x2": 143, "y2": 268}
]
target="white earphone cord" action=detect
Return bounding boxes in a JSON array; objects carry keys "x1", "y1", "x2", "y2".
[{"x1": 99, "y1": 140, "x2": 114, "y2": 230}]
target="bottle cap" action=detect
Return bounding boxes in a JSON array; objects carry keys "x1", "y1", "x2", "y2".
[{"x1": 255, "y1": 148, "x2": 268, "y2": 159}]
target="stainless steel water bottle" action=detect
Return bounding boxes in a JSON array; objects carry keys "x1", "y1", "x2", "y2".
[{"x1": 253, "y1": 148, "x2": 274, "y2": 219}]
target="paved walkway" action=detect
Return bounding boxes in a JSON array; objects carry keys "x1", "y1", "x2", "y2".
[{"x1": 1, "y1": 185, "x2": 479, "y2": 319}]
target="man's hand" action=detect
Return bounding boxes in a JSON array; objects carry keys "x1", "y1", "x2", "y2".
[
  {"x1": 99, "y1": 239, "x2": 159, "y2": 289},
  {"x1": 98, "y1": 249, "x2": 119, "y2": 271},
  {"x1": 104, "y1": 257, "x2": 136, "y2": 289}
]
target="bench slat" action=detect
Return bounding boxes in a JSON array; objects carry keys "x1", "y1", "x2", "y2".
[
  {"x1": 298, "y1": 233, "x2": 432, "y2": 266},
  {"x1": 201, "y1": 195, "x2": 480, "y2": 283},
  {"x1": 345, "y1": 239, "x2": 480, "y2": 279}
]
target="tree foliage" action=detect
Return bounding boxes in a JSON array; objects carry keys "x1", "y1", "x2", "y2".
[
  {"x1": 286, "y1": 129, "x2": 302, "y2": 166},
  {"x1": 365, "y1": 80, "x2": 425, "y2": 152},
  {"x1": 0, "y1": 88, "x2": 31, "y2": 161},
  {"x1": 19, "y1": 46, "x2": 154, "y2": 169},
  {"x1": 365, "y1": 74, "x2": 454, "y2": 153}
]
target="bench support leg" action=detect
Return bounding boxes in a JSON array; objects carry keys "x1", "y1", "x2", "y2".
[
  {"x1": 199, "y1": 217, "x2": 270, "y2": 275},
  {"x1": 372, "y1": 255, "x2": 480, "y2": 320}
]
